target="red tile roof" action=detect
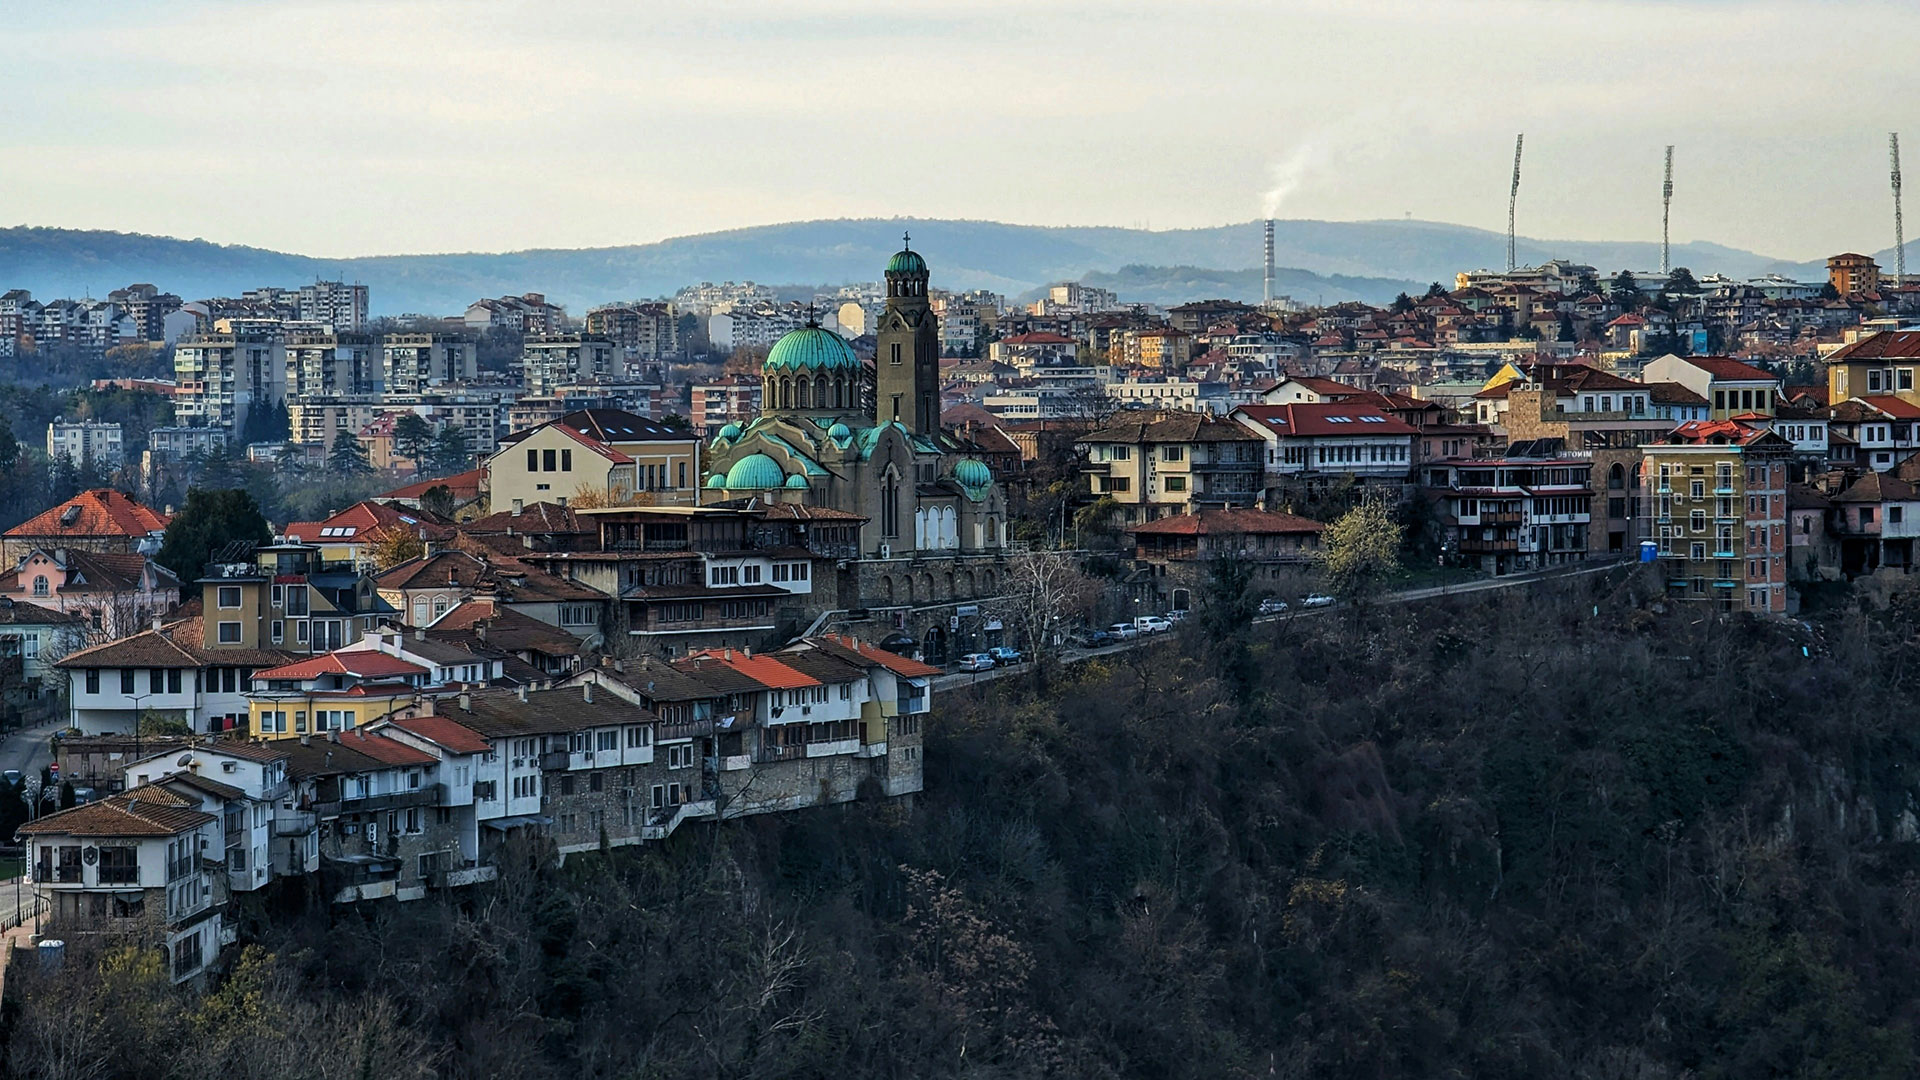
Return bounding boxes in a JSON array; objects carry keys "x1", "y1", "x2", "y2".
[
  {"x1": 333, "y1": 729, "x2": 438, "y2": 766},
  {"x1": 285, "y1": 501, "x2": 454, "y2": 544},
  {"x1": 379, "y1": 468, "x2": 487, "y2": 502},
  {"x1": 684, "y1": 649, "x2": 818, "y2": 689},
  {"x1": 254, "y1": 650, "x2": 429, "y2": 682},
  {"x1": 1827, "y1": 330, "x2": 1920, "y2": 362},
  {"x1": 1857, "y1": 395, "x2": 1920, "y2": 420},
  {"x1": 1233, "y1": 402, "x2": 1418, "y2": 437},
  {"x1": 5, "y1": 489, "x2": 169, "y2": 540},
  {"x1": 1679, "y1": 356, "x2": 1778, "y2": 382},
  {"x1": 383, "y1": 714, "x2": 493, "y2": 754},
  {"x1": 1657, "y1": 419, "x2": 1778, "y2": 447},
  {"x1": 18, "y1": 784, "x2": 211, "y2": 837},
  {"x1": 814, "y1": 634, "x2": 943, "y2": 677},
  {"x1": 1127, "y1": 507, "x2": 1327, "y2": 537},
  {"x1": 999, "y1": 332, "x2": 1078, "y2": 346}
]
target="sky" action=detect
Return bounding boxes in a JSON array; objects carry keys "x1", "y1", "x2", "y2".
[{"x1": 1, "y1": 0, "x2": 1915, "y2": 261}]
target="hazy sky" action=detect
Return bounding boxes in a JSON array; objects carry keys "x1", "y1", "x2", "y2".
[{"x1": 2, "y1": 0, "x2": 1915, "y2": 260}]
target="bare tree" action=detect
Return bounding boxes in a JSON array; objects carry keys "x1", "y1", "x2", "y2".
[{"x1": 993, "y1": 549, "x2": 1100, "y2": 690}]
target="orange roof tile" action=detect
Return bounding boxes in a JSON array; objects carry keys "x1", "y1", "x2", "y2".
[{"x1": 5, "y1": 489, "x2": 169, "y2": 540}]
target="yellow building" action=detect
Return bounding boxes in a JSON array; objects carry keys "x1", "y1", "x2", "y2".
[
  {"x1": 245, "y1": 650, "x2": 430, "y2": 739},
  {"x1": 1829, "y1": 252, "x2": 1882, "y2": 297},
  {"x1": 1642, "y1": 419, "x2": 1791, "y2": 614},
  {"x1": 488, "y1": 409, "x2": 701, "y2": 514},
  {"x1": 1824, "y1": 329, "x2": 1920, "y2": 407},
  {"x1": 202, "y1": 541, "x2": 397, "y2": 654}
]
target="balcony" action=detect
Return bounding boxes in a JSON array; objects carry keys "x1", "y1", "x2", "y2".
[
  {"x1": 657, "y1": 718, "x2": 715, "y2": 741},
  {"x1": 1482, "y1": 511, "x2": 1523, "y2": 525},
  {"x1": 539, "y1": 750, "x2": 570, "y2": 771},
  {"x1": 1458, "y1": 537, "x2": 1521, "y2": 555},
  {"x1": 272, "y1": 809, "x2": 316, "y2": 837},
  {"x1": 312, "y1": 782, "x2": 444, "y2": 817}
]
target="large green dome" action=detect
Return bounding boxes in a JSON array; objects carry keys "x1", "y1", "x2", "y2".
[
  {"x1": 886, "y1": 248, "x2": 927, "y2": 275},
  {"x1": 955, "y1": 458, "x2": 992, "y2": 489},
  {"x1": 723, "y1": 454, "x2": 787, "y2": 490},
  {"x1": 765, "y1": 326, "x2": 860, "y2": 373}
]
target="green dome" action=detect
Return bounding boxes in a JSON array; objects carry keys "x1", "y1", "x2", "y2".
[
  {"x1": 954, "y1": 458, "x2": 992, "y2": 488},
  {"x1": 723, "y1": 453, "x2": 787, "y2": 490},
  {"x1": 717, "y1": 422, "x2": 741, "y2": 440},
  {"x1": 827, "y1": 422, "x2": 852, "y2": 441},
  {"x1": 765, "y1": 326, "x2": 860, "y2": 373},
  {"x1": 704, "y1": 474, "x2": 727, "y2": 489},
  {"x1": 887, "y1": 248, "x2": 928, "y2": 275},
  {"x1": 783, "y1": 473, "x2": 811, "y2": 490}
]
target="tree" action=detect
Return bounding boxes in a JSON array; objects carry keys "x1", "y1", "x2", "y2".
[
  {"x1": 659, "y1": 412, "x2": 692, "y2": 433},
  {"x1": 994, "y1": 549, "x2": 1100, "y2": 690},
  {"x1": 1610, "y1": 270, "x2": 1643, "y2": 311},
  {"x1": 428, "y1": 425, "x2": 471, "y2": 475},
  {"x1": 157, "y1": 488, "x2": 272, "y2": 582},
  {"x1": 1423, "y1": 282, "x2": 1447, "y2": 299},
  {"x1": 1663, "y1": 266, "x2": 1700, "y2": 295},
  {"x1": 1557, "y1": 312, "x2": 1577, "y2": 342},
  {"x1": 369, "y1": 526, "x2": 426, "y2": 570},
  {"x1": 1390, "y1": 292, "x2": 1416, "y2": 315},
  {"x1": 1575, "y1": 270, "x2": 1602, "y2": 297},
  {"x1": 1317, "y1": 493, "x2": 1402, "y2": 602},
  {"x1": 418, "y1": 484, "x2": 456, "y2": 520},
  {"x1": 392, "y1": 414, "x2": 435, "y2": 466},
  {"x1": 1820, "y1": 281, "x2": 1841, "y2": 301},
  {"x1": 328, "y1": 431, "x2": 372, "y2": 476}
]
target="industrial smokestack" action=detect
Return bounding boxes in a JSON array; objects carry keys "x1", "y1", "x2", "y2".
[{"x1": 1263, "y1": 219, "x2": 1275, "y2": 305}]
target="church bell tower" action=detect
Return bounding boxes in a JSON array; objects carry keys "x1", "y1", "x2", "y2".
[{"x1": 874, "y1": 233, "x2": 941, "y2": 435}]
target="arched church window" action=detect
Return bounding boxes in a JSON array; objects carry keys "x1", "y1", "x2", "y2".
[
  {"x1": 1609, "y1": 463, "x2": 1625, "y2": 490},
  {"x1": 797, "y1": 376, "x2": 811, "y2": 409}
]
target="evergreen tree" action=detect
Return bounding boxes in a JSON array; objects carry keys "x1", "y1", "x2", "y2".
[
  {"x1": 428, "y1": 425, "x2": 470, "y2": 475},
  {"x1": 1391, "y1": 292, "x2": 1416, "y2": 314},
  {"x1": 157, "y1": 487, "x2": 272, "y2": 581},
  {"x1": 392, "y1": 413, "x2": 435, "y2": 465},
  {"x1": 1423, "y1": 282, "x2": 1447, "y2": 299},
  {"x1": 328, "y1": 431, "x2": 373, "y2": 476},
  {"x1": 1557, "y1": 312, "x2": 1577, "y2": 342},
  {"x1": 1663, "y1": 267, "x2": 1700, "y2": 295},
  {"x1": 1611, "y1": 270, "x2": 1644, "y2": 311}
]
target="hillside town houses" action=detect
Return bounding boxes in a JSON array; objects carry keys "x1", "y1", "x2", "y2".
[{"x1": 13, "y1": 238, "x2": 1920, "y2": 985}]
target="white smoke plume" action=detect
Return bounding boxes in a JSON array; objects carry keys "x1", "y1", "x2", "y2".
[{"x1": 1261, "y1": 142, "x2": 1329, "y2": 219}]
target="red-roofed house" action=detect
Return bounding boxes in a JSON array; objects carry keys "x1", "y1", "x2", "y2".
[
  {"x1": 1642, "y1": 354, "x2": 1782, "y2": 420},
  {"x1": 488, "y1": 420, "x2": 648, "y2": 515},
  {"x1": 990, "y1": 331, "x2": 1079, "y2": 369},
  {"x1": 282, "y1": 501, "x2": 455, "y2": 571},
  {"x1": 3, "y1": 489, "x2": 170, "y2": 564},
  {"x1": 246, "y1": 647, "x2": 436, "y2": 739},
  {"x1": 1126, "y1": 507, "x2": 1325, "y2": 610},
  {"x1": 1230, "y1": 402, "x2": 1417, "y2": 484},
  {"x1": 377, "y1": 467, "x2": 488, "y2": 518}
]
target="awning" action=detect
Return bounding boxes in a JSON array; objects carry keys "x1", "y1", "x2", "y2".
[{"x1": 482, "y1": 814, "x2": 553, "y2": 831}]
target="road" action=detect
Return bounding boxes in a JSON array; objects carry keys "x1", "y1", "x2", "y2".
[
  {"x1": 932, "y1": 558, "x2": 1630, "y2": 692},
  {"x1": 0, "y1": 718, "x2": 64, "y2": 787}
]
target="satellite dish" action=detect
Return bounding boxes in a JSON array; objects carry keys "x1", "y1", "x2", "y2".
[{"x1": 176, "y1": 753, "x2": 194, "y2": 767}]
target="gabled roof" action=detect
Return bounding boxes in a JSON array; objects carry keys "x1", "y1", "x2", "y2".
[
  {"x1": 285, "y1": 501, "x2": 455, "y2": 544},
  {"x1": 0, "y1": 598, "x2": 83, "y2": 625},
  {"x1": 999, "y1": 332, "x2": 1078, "y2": 346},
  {"x1": 1787, "y1": 483, "x2": 1833, "y2": 511},
  {"x1": 810, "y1": 634, "x2": 943, "y2": 678},
  {"x1": 5, "y1": 489, "x2": 168, "y2": 540},
  {"x1": 1656, "y1": 419, "x2": 1784, "y2": 448},
  {"x1": 1646, "y1": 381, "x2": 1709, "y2": 406},
  {"x1": 253, "y1": 650, "x2": 429, "y2": 682},
  {"x1": 0, "y1": 549, "x2": 177, "y2": 595},
  {"x1": 496, "y1": 421, "x2": 633, "y2": 464},
  {"x1": 382, "y1": 714, "x2": 494, "y2": 754},
  {"x1": 1080, "y1": 411, "x2": 1261, "y2": 445},
  {"x1": 378, "y1": 468, "x2": 487, "y2": 502},
  {"x1": 1127, "y1": 507, "x2": 1327, "y2": 537},
  {"x1": 1834, "y1": 471, "x2": 1920, "y2": 503},
  {"x1": 464, "y1": 502, "x2": 589, "y2": 536},
  {"x1": 430, "y1": 687, "x2": 655, "y2": 737},
  {"x1": 1855, "y1": 395, "x2": 1920, "y2": 420},
  {"x1": 1827, "y1": 330, "x2": 1920, "y2": 362},
  {"x1": 683, "y1": 648, "x2": 818, "y2": 690},
  {"x1": 18, "y1": 784, "x2": 212, "y2": 837},
  {"x1": 1232, "y1": 402, "x2": 1418, "y2": 437},
  {"x1": 561, "y1": 409, "x2": 690, "y2": 445},
  {"x1": 1677, "y1": 356, "x2": 1778, "y2": 382}
]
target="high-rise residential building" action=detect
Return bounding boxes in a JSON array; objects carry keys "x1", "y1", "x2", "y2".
[
  {"x1": 295, "y1": 281, "x2": 369, "y2": 332},
  {"x1": 286, "y1": 332, "x2": 376, "y2": 400},
  {"x1": 520, "y1": 334, "x2": 615, "y2": 396},
  {"x1": 1828, "y1": 252, "x2": 1882, "y2": 298},
  {"x1": 585, "y1": 303, "x2": 680, "y2": 360},
  {"x1": 1643, "y1": 419, "x2": 1791, "y2": 614},
  {"x1": 46, "y1": 419, "x2": 125, "y2": 471},
  {"x1": 690, "y1": 375, "x2": 763, "y2": 436},
  {"x1": 383, "y1": 333, "x2": 478, "y2": 395},
  {"x1": 465, "y1": 293, "x2": 565, "y2": 336},
  {"x1": 106, "y1": 284, "x2": 183, "y2": 342},
  {"x1": 173, "y1": 333, "x2": 287, "y2": 431}
]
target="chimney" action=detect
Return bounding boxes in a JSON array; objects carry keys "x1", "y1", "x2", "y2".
[
  {"x1": 582, "y1": 682, "x2": 593, "y2": 704},
  {"x1": 414, "y1": 627, "x2": 425, "y2": 641},
  {"x1": 299, "y1": 734, "x2": 310, "y2": 746},
  {"x1": 458, "y1": 691, "x2": 471, "y2": 711},
  {"x1": 517, "y1": 684, "x2": 527, "y2": 702},
  {"x1": 475, "y1": 621, "x2": 487, "y2": 642},
  {"x1": 327, "y1": 731, "x2": 339, "y2": 743},
  {"x1": 150, "y1": 614, "x2": 163, "y2": 631}
]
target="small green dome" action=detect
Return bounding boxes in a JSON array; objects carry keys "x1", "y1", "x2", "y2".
[
  {"x1": 704, "y1": 474, "x2": 727, "y2": 489},
  {"x1": 783, "y1": 473, "x2": 810, "y2": 490},
  {"x1": 886, "y1": 248, "x2": 927, "y2": 275},
  {"x1": 717, "y1": 422, "x2": 741, "y2": 440},
  {"x1": 954, "y1": 458, "x2": 992, "y2": 488},
  {"x1": 723, "y1": 453, "x2": 787, "y2": 490},
  {"x1": 828, "y1": 422, "x2": 852, "y2": 441},
  {"x1": 765, "y1": 325, "x2": 860, "y2": 374}
]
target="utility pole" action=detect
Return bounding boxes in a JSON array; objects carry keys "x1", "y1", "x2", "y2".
[
  {"x1": 1661, "y1": 145, "x2": 1675, "y2": 277},
  {"x1": 1508, "y1": 134, "x2": 1525, "y2": 272},
  {"x1": 1893, "y1": 133, "x2": 1906, "y2": 283}
]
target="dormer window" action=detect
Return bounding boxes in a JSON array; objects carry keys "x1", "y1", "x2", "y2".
[{"x1": 31, "y1": 576, "x2": 48, "y2": 598}]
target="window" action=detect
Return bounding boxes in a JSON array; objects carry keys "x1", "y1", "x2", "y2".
[
  {"x1": 590, "y1": 772, "x2": 604, "y2": 793},
  {"x1": 560, "y1": 603, "x2": 596, "y2": 626},
  {"x1": 1162, "y1": 445, "x2": 1184, "y2": 462},
  {"x1": 626, "y1": 725, "x2": 649, "y2": 748},
  {"x1": 85, "y1": 670, "x2": 99, "y2": 694},
  {"x1": 527, "y1": 447, "x2": 538, "y2": 472},
  {"x1": 1897, "y1": 506, "x2": 1908, "y2": 525},
  {"x1": 597, "y1": 730, "x2": 617, "y2": 752},
  {"x1": 543, "y1": 448, "x2": 557, "y2": 471},
  {"x1": 1165, "y1": 476, "x2": 1187, "y2": 492},
  {"x1": 665, "y1": 744, "x2": 693, "y2": 769},
  {"x1": 120, "y1": 669, "x2": 135, "y2": 694},
  {"x1": 30, "y1": 576, "x2": 47, "y2": 598},
  {"x1": 217, "y1": 585, "x2": 242, "y2": 609},
  {"x1": 561, "y1": 449, "x2": 572, "y2": 471},
  {"x1": 217, "y1": 621, "x2": 241, "y2": 644},
  {"x1": 1110, "y1": 445, "x2": 1130, "y2": 461},
  {"x1": 1863, "y1": 507, "x2": 1877, "y2": 524}
]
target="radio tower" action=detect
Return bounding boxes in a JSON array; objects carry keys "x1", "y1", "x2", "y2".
[
  {"x1": 1263, "y1": 219, "x2": 1276, "y2": 305},
  {"x1": 1661, "y1": 145, "x2": 1674, "y2": 277},
  {"x1": 1893, "y1": 133, "x2": 1906, "y2": 283},
  {"x1": 1507, "y1": 134, "x2": 1525, "y2": 272}
]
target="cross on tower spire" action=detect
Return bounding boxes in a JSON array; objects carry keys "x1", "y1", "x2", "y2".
[{"x1": 902, "y1": 230, "x2": 911, "y2": 248}]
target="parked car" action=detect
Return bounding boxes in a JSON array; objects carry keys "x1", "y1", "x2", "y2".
[
  {"x1": 1107, "y1": 623, "x2": 1141, "y2": 641},
  {"x1": 987, "y1": 646, "x2": 1023, "y2": 664},
  {"x1": 1300, "y1": 594, "x2": 1336, "y2": 609},
  {"x1": 1134, "y1": 615, "x2": 1172, "y2": 634},
  {"x1": 1165, "y1": 609, "x2": 1189, "y2": 622},
  {"x1": 956, "y1": 653, "x2": 996, "y2": 672},
  {"x1": 1075, "y1": 628, "x2": 1113, "y2": 647},
  {"x1": 1258, "y1": 597, "x2": 1289, "y2": 615}
]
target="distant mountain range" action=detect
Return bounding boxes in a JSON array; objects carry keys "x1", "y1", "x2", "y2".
[{"x1": 0, "y1": 217, "x2": 1867, "y2": 316}]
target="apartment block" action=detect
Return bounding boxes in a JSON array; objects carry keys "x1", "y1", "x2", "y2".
[
  {"x1": 286, "y1": 332, "x2": 377, "y2": 400},
  {"x1": 174, "y1": 333, "x2": 287, "y2": 431},
  {"x1": 384, "y1": 332, "x2": 478, "y2": 395},
  {"x1": 47, "y1": 418, "x2": 125, "y2": 470},
  {"x1": 1644, "y1": 420, "x2": 1791, "y2": 614},
  {"x1": 520, "y1": 334, "x2": 616, "y2": 396}
]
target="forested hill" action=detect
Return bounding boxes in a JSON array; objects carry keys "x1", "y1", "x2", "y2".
[
  {"x1": 0, "y1": 218, "x2": 1812, "y2": 315},
  {"x1": 11, "y1": 569, "x2": 1920, "y2": 1078}
]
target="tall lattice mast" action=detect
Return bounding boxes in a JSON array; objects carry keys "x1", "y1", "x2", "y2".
[
  {"x1": 1661, "y1": 145, "x2": 1674, "y2": 277},
  {"x1": 1507, "y1": 134, "x2": 1524, "y2": 272},
  {"x1": 1893, "y1": 133, "x2": 1906, "y2": 283}
]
